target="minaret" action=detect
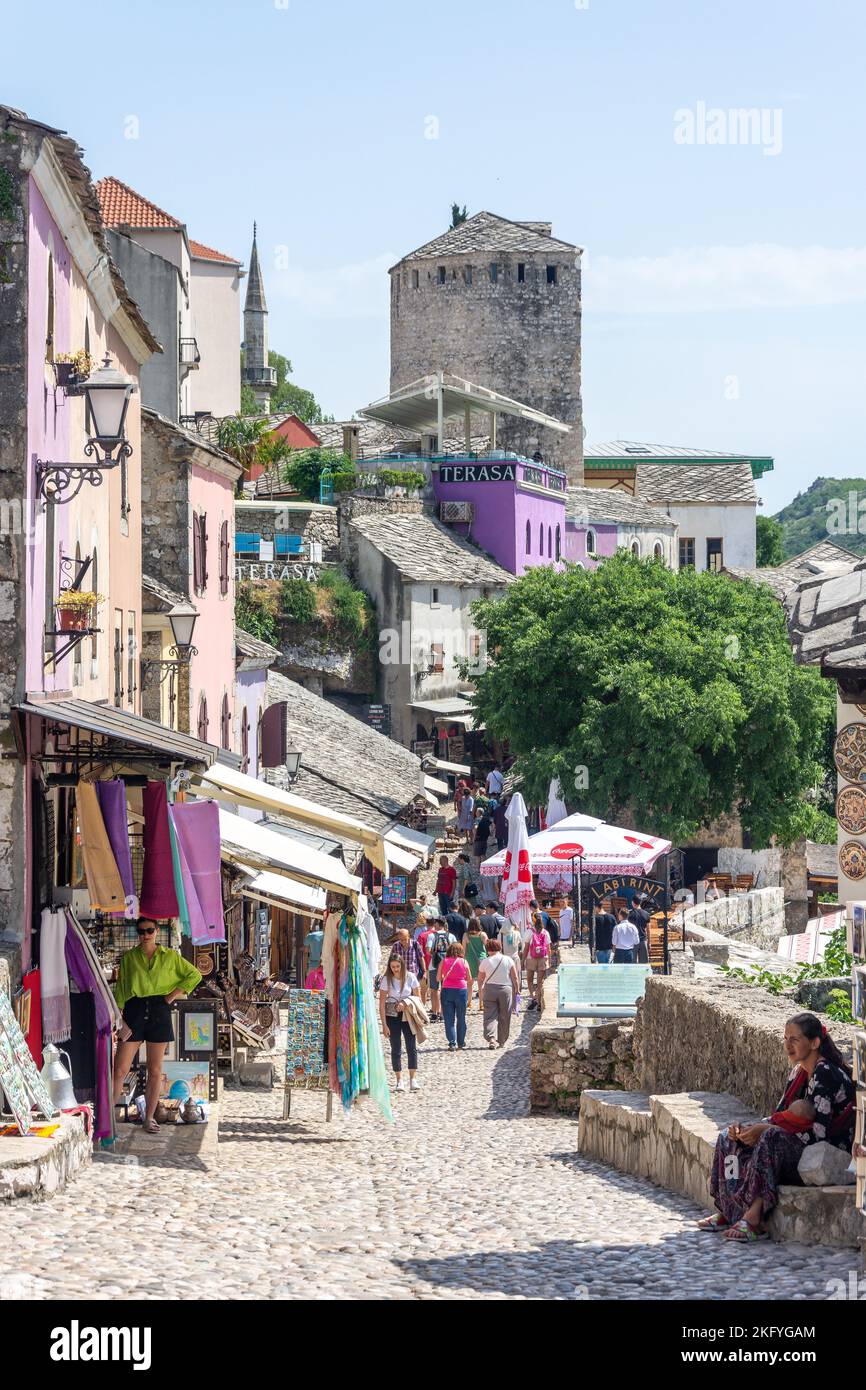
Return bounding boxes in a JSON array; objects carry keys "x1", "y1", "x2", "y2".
[{"x1": 241, "y1": 222, "x2": 277, "y2": 412}]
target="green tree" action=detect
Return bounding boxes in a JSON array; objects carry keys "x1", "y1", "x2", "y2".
[
  {"x1": 756, "y1": 514, "x2": 784, "y2": 566},
  {"x1": 451, "y1": 203, "x2": 467, "y2": 227},
  {"x1": 239, "y1": 349, "x2": 330, "y2": 423},
  {"x1": 466, "y1": 553, "x2": 834, "y2": 846},
  {"x1": 283, "y1": 447, "x2": 356, "y2": 501}
]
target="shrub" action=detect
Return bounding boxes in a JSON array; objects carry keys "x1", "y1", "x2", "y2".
[
  {"x1": 235, "y1": 582, "x2": 279, "y2": 646},
  {"x1": 280, "y1": 578, "x2": 317, "y2": 624}
]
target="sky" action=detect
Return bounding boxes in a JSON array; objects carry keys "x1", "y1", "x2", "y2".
[{"x1": 7, "y1": 0, "x2": 866, "y2": 512}]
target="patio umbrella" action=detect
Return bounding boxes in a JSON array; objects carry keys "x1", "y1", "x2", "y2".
[
  {"x1": 500, "y1": 792, "x2": 534, "y2": 931},
  {"x1": 481, "y1": 812, "x2": 671, "y2": 890},
  {"x1": 545, "y1": 778, "x2": 568, "y2": 828}
]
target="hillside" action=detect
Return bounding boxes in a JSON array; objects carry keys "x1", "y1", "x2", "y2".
[{"x1": 772, "y1": 477, "x2": 866, "y2": 559}]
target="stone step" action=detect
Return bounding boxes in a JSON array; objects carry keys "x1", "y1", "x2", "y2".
[
  {"x1": 0, "y1": 1113, "x2": 91, "y2": 1202},
  {"x1": 578, "y1": 1088, "x2": 860, "y2": 1248}
]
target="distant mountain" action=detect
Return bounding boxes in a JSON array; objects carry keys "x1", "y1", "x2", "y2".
[{"x1": 772, "y1": 477, "x2": 866, "y2": 559}]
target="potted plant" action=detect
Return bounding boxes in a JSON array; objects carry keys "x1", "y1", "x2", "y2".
[
  {"x1": 54, "y1": 590, "x2": 102, "y2": 633},
  {"x1": 53, "y1": 349, "x2": 94, "y2": 390}
]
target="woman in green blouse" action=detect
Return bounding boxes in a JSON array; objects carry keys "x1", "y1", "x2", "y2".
[{"x1": 112, "y1": 918, "x2": 202, "y2": 1134}]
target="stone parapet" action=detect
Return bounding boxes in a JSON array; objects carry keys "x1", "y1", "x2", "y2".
[
  {"x1": 0, "y1": 1113, "x2": 90, "y2": 1203},
  {"x1": 682, "y1": 887, "x2": 785, "y2": 950}
]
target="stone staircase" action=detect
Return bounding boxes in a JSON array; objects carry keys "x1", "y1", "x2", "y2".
[{"x1": 578, "y1": 1089, "x2": 860, "y2": 1248}]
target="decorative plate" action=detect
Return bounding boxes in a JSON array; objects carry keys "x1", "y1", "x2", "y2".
[
  {"x1": 833, "y1": 723, "x2": 866, "y2": 783},
  {"x1": 837, "y1": 785, "x2": 866, "y2": 835},
  {"x1": 839, "y1": 840, "x2": 866, "y2": 881},
  {"x1": 194, "y1": 949, "x2": 215, "y2": 978}
]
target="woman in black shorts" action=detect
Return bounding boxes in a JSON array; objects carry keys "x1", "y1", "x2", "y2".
[{"x1": 112, "y1": 918, "x2": 202, "y2": 1133}]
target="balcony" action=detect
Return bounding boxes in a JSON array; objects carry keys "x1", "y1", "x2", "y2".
[
  {"x1": 241, "y1": 364, "x2": 277, "y2": 388},
  {"x1": 179, "y1": 337, "x2": 201, "y2": 370}
]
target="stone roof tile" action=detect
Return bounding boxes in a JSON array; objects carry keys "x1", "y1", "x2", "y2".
[
  {"x1": 349, "y1": 512, "x2": 512, "y2": 587},
  {"x1": 636, "y1": 462, "x2": 757, "y2": 504},
  {"x1": 393, "y1": 211, "x2": 578, "y2": 266}
]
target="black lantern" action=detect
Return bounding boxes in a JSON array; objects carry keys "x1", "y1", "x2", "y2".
[{"x1": 82, "y1": 353, "x2": 134, "y2": 462}]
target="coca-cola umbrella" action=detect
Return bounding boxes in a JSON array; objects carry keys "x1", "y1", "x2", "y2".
[
  {"x1": 481, "y1": 812, "x2": 671, "y2": 889},
  {"x1": 500, "y1": 792, "x2": 534, "y2": 931}
]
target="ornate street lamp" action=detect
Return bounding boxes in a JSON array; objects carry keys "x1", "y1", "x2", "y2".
[
  {"x1": 36, "y1": 353, "x2": 135, "y2": 504},
  {"x1": 167, "y1": 603, "x2": 199, "y2": 661},
  {"x1": 285, "y1": 743, "x2": 302, "y2": 784}
]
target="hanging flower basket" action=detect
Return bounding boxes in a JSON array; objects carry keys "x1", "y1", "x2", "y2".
[
  {"x1": 53, "y1": 350, "x2": 94, "y2": 394},
  {"x1": 54, "y1": 590, "x2": 102, "y2": 633}
]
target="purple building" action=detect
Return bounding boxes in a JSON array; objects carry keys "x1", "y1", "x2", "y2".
[{"x1": 432, "y1": 455, "x2": 572, "y2": 575}]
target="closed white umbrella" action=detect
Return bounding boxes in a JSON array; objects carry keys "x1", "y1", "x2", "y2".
[
  {"x1": 545, "y1": 778, "x2": 568, "y2": 828},
  {"x1": 501, "y1": 792, "x2": 534, "y2": 931}
]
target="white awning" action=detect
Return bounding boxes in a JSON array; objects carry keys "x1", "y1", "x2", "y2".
[
  {"x1": 240, "y1": 870, "x2": 326, "y2": 919},
  {"x1": 384, "y1": 842, "x2": 422, "y2": 874},
  {"x1": 428, "y1": 757, "x2": 471, "y2": 775},
  {"x1": 219, "y1": 809, "x2": 360, "y2": 895},
  {"x1": 194, "y1": 761, "x2": 387, "y2": 871},
  {"x1": 360, "y1": 373, "x2": 571, "y2": 436},
  {"x1": 424, "y1": 773, "x2": 449, "y2": 797},
  {"x1": 384, "y1": 824, "x2": 436, "y2": 860},
  {"x1": 410, "y1": 697, "x2": 483, "y2": 731}
]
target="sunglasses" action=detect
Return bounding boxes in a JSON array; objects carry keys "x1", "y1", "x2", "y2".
[{"x1": 137, "y1": 926, "x2": 158, "y2": 936}]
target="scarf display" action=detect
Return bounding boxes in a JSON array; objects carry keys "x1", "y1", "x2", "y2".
[
  {"x1": 64, "y1": 914, "x2": 118, "y2": 1140},
  {"x1": 139, "y1": 782, "x2": 179, "y2": 919},
  {"x1": 76, "y1": 781, "x2": 126, "y2": 914},
  {"x1": 39, "y1": 908, "x2": 70, "y2": 1045},
  {"x1": 21, "y1": 968, "x2": 42, "y2": 1068},
  {"x1": 95, "y1": 780, "x2": 135, "y2": 913},
  {"x1": 167, "y1": 801, "x2": 225, "y2": 945},
  {"x1": 328, "y1": 908, "x2": 392, "y2": 1120}
]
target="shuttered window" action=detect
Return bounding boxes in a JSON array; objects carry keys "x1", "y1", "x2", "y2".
[
  {"x1": 220, "y1": 693, "x2": 231, "y2": 750},
  {"x1": 197, "y1": 694, "x2": 209, "y2": 743},
  {"x1": 241, "y1": 706, "x2": 250, "y2": 773},
  {"x1": 193, "y1": 513, "x2": 208, "y2": 593},
  {"x1": 260, "y1": 701, "x2": 287, "y2": 768},
  {"x1": 219, "y1": 520, "x2": 230, "y2": 596}
]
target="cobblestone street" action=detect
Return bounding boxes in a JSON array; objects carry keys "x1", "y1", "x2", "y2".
[{"x1": 0, "y1": 1006, "x2": 858, "y2": 1301}]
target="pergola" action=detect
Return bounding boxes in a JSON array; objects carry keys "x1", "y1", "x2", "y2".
[{"x1": 359, "y1": 371, "x2": 570, "y2": 453}]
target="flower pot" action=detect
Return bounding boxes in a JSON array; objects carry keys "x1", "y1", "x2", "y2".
[{"x1": 55, "y1": 606, "x2": 92, "y2": 633}]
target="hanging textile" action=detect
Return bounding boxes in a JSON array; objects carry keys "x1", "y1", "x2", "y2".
[
  {"x1": 167, "y1": 805, "x2": 192, "y2": 939},
  {"x1": 21, "y1": 968, "x2": 42, "y2": 1066},
  {"x1": 95, "y1": 780, "x2": 136, "y2": 915},
  {"x1": 139, "y1": 782, "x2": 179, "y2": 919},
  {"x1": 39, "y1": 908, "x2": 70, "y2": 1045},
  {"x1": 76, "y1": 782, "x2": 126, "y2": 914},
  {"x1": 330, "y1": 908, "x2": 391, "y2": 1120},
  {"x1": 167, "y1": 801, "x2": 225, "y2": 945},
  {"x1": 64, "y1": 914, "x2": 118, "y2": 1140}
]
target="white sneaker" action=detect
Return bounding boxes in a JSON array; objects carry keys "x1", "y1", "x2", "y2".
[
  {"x1": 410, "y1": 1079, "x2": 421, "y2": 1092},
  {"x1": 395, "y1": 1078, "x2": 406, "y2": 1092}
]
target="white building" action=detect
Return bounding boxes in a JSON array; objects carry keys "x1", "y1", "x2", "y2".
[{"x1": 635, "y1": 461, "x2": 757, "y2": 573}]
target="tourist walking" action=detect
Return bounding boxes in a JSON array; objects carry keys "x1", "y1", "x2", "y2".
[
  {"x1": 435, "y1": 853, "x2": 457, "y2": 916},
  {"x1": 463, "y1": 917, "x2": 488, "y2": 1010},
  {"x1": 523, "y1": 911, "x2": 551, "y2": 1009},
  {"x1": 612, "y1": 909, "x2": 640, "y2": 963},
  {"x1": 479, "y1": 903, "x2": 506, "y2": 940},
  {"x1": 445, "y1": 902, "x2": 469, "y2": 943},
  {"x1": 628, "y1": 894, "x2": 650, "y2": 964},
  {"x1": 558, "y1": 902, "x2": 574, "y2": 947},
  {"x1": 473, "y1": 806, "x2": 492, "y2": 863},
  {"x1": 493, "y1": 796, "x2": 509, "y2": 851},
  {"x1": 593, "y1": 900, "x2": 616, "y2": 964},
  {"x1": 499, "y1": 916, "x2": 523, "y2": 977},
  {"x1": 486, "y1": 764, "x2": 504, "y2": 799},
  {"x1": 425, "y1": 917, "x2": 457, "y2": 1022},
  {"x1": 378, "y1": 952, "x2": 422, "y2": 1092},
  {"x1": 455, "y1": 852, "x2": 481, "y2": 905},
  {"x1": 478, "y1": 940, "x2": 520, "y2": 1048},
  {"x1": 437, "y1": 942, "x2": 471, "y2": 1051},
  {"x1": 457, "y1": 786, "x2": 476, "y2": 843},
  {"x1": 390, "y1": 926, "x2": 426, "y2": 980}
]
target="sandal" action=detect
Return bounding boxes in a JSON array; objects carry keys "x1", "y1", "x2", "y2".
[
  {"x1": 143, "y1": 1118, "x2": 160, "y2": 1135},
  {"x1": 696, "y1": 1213, "x2": 730, "y2": 1231},
  {"x1": 723, "y1": 1219, "x2": 767, "y2": 1242}
]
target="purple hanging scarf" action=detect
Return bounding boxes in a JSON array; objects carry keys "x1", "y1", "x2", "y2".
[
  {"x1": 96, "y1": 779, "x2": 135, "y2": 914},
  {"x1": 167, "y1": 800, "x2": 225, "y2": 944},
  {"x1": 140, "y1": 782, "x2": 179, "y2": 919}
]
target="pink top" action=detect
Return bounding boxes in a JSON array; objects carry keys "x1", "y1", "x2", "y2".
[{"x1": 438, "y1": 958, "x2": 470, "y2": 990}]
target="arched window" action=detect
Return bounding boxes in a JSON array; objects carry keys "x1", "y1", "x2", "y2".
[
  {"x1": 220, "y1": 693, "x2": 231, "y2": 750},
  {"x1": 241, "y1": 706, "x2": 250, "y2": 772},
  {"x1": 631, "y1": 539, "x2": 641, "y2": 558},
  {"x1": 547, "y1": 526, "x2": 552, "y2": 558},
  {"x1": 555, "y1": 525, "x2": 561, "y2": 561},
  {"x1": 197, "y1": 693, "x2": 209, "y2": 743},
  {"x1": 586, "y1": 529, "x2": 596, "y2": 556},
  {"x1": 45, "y1": 253, "x2": 55, "y2": 363},
  {"x1": 525, "y1": 520, "x2": 531, "y2": 555},
  {"x1": 653, "y1": 541, "x2": 663, "y2": 561},
  {"x1": 538, "y1": 522, "x2": 543, "y2": 554}
]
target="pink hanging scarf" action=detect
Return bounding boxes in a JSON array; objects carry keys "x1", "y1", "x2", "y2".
[
  {"x1": 168, "y1": 800, "x2": 225, "y2": 944},
  {"x1": 139, "y1": 782, "x2": 179, "y2": 919}
]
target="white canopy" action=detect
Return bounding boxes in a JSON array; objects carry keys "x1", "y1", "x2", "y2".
[
  {"x1": 195, "y1": 761, "x2": 388, "y2": 870},
  {"x1": 383, "y1": 842, "x2": 422, "y2": 874},
  {"x1": 384, "y1": 824, "x2": 435, "y2": 860},
  {"x1": 239, "y1": 870, "x2": 327, "y2": 919},
  {"x1": 219, "y1": 808, "x2": 361, "y2": 895},
  {"x1": 481, "y1": 812, "x2": 672, "y2": 880}
]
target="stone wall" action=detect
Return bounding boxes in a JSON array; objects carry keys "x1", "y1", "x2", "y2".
[
  {"x1": 237, "y1": 505, "x2": 340, "y2": 562},
  {"x1": 636, "y1": 975, "x2": 859, "y2": 1117},
  {"x1": 682, "y1": 886, "x2": 784, "y2": 950},
  {"x1": 530, "y1": 1015, "x2": 638, "y2": 1113}
]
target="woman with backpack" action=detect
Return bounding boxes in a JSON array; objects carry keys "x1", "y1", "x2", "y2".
[
  {"x1": 437, "y1": 941, "x2": 472, "y2": 1051},
  {"x1": 424, "y1": 917, "x2": 457, "y2": 1023},
  {"x1": 478, "y1": 939, "x2": 520, "y2": 1048},
  {"x1": 522, "y1": 912, "x2": 552, "y2": 1011},
  {"x1": 463, "y1": 917, "x2": 488, "y2": 1011}
]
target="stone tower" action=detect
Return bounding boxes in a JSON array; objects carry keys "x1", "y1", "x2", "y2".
[
  {"x1": 241, "y1": 223, "x2": 277, "y2": 412},
  {"x1": 389, "y1": 211, "x2": 583, "y2": 482}
]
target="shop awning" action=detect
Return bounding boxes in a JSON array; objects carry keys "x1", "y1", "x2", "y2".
[
  {"x1": 219, "y1": 809, "x2": 360, "y2": 895},
  {"x1": 239, "y1": 870, "x2": 327, "y2": 919},
  {"x1": 14, "y1": 697, "x2": 237, "y2": 769},
  {"x1": 410, "y1": 697, "x2": 484, "y2": 732},
  {"x1": 428, "y1": 757, "x2": 471, "y2": 776},
  {"x1": 193, "y1": 761, "x2": 388, "y2": 871},
  {"x1": 384, "y1": 841, "x2": 422, "y2": 874},
  {"x1": 424, "y1": 773, "x2": 449, "y2": 798},
  {"x1": 384, "y1": 824, "x2": 436, "y2": 860},
  {"x1": 360, "y1": 373, "x2": 571, "y2": 437}
]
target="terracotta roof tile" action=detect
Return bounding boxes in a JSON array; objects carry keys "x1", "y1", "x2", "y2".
[
  {"x1": 96, "y1": 175, "x2": 182, "y2": 230},
  {"x1": 189, "y1": 238, "x2": 241, "y2": 265}
]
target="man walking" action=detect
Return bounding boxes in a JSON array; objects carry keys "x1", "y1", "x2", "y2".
[
  {"x1": 613, "y1": 909, "x2": 640, "y2": 963},
  {"x1": 435, "y1": 853, "x2": 457, "y2": 916},
  {"x1": 628, "y1": 894, "x2": 650, "y2": 964},
  {"x1": 479, "y1": 903, "x2": 506, "y2": 941},
  {"x1": 425, "y1": 916, "x2": 456, "y2": 1023},
  {"x1": 593, "y1": 899, "x2": 616, "y2": 964},
  {"x1": 485, "y1": 764, "x2": 504, "y2": 799}
]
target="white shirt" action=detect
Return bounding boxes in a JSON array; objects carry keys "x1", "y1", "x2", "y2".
[
  {"x1": 612, "y1": 921, "x2": 640, "y2": 949},
  {"x1": 486, "y1": 769, "x2": 504, "y2": 795},
  {"x1": 478, "y1": 954, "x2": 515, "y2": 985},
  {"x1": 499, "y1": 924, "x2": 523, "y2": 957},
  {"x1": 558, "y1": 907, "x2": 574, "y2": 940},
  {"x1": 379, "y1": 971, "x2": 419, "y2": 1001}
]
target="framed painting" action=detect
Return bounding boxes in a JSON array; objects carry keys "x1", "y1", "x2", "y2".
[{"x1": 176, "y1": 1000, "x2": 218, "y2": 1060}]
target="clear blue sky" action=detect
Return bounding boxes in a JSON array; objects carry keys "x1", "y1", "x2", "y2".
[{"x1": 8, "y1": 0, "x2": 865, "y2": 510}]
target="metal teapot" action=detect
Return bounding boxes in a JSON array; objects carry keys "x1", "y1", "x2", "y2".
[{"x1": 41, "y1": 1044, "x2": 77, "y2": 1110}]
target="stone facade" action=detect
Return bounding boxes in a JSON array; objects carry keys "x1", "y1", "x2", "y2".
[
  {"x1": 390, "y1": 219, "x2": 583, "y2": 483},
  {"x1": 680, "y1": 886, "x2": 785, "y2": 951},
  {"x1": 236, "y1": 504, "x2": 340, "y2": 563},
  {"x1": 530, "y1": 1015, "x2": 638, "y2": 1114}
]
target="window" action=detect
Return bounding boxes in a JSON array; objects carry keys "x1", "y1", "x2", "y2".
[
  {"x1": 631, "y1": 539, "x2": 641, "y2": 558},
  {"x1": 430, "y1": 643, "x2": 444, "y2": 673},
  {"x1": 526, "y1": 520, "x2": 531, "y2": 555},
  {"x1": 463, "y1": 265, "x2": 472, "y2": 286},
  {"x1": 586, "y1": 529, "x2": 596, "y2": 556},
  {"x1": 197, "y1": 694, "x2": 209, "y2": 743},
  {"x1": 193, "y1": 513, "x2": 208, "y2": 592},
  {"x1": 127, "y1": 611, "x2": 136, "y2": 708},
  {"x1": 546, "y1": 265, "x2": 557, "y2": 285},
  {"x1": 679, "y1": 538, "x2": 695, "y2": 569},
  {"x1": 489, "y1": 263, "x2": 498, "y2": 284},
  {"x1": 555, "y1": 525, "x2": 561, "y2": 561},
  {"x1": 412, "y1": 269, "x2": 419, "y2": 289},
  {"x1": 548, "y1": 526, "x2": 552, "y2": 558},
  {"x1": 707, "y1": 538, "x2": 723, "y2": 572},
  {"x1": 219, "y1": 520, "x2": 230, "y2": 596},
  {"x1": 113, "y1": 611, "x2": 124, "y2": 708},
  {"x1": 90, "y1": 548, "x2": 98, "y2": 662},
  {"x1": 517, "y1": 263, "x2": 525, "y2": 283},
  {"x1": 241, "y1": 706, "x2": 250, "y2": 773},
  {"x1": 45, "y1": 253, "x2": 55, "y2": 363},
  {"x1": 653, "y1": 542, "x2": 663, "y2": 561},
  {"x1": 431, "y1": 586, "x2": 439, "y2": 606},
  {"x1": 538, "y1": 522, "x2": 543, "y2": 554},
  {"x1": 437, "y1": 266, "x2": 446, "y2": 285},
  {"x1": 220, "y1": 693, "x2": 231, "y2": 750},
  {"x1": 469, "y1": 633, "x2": 482, "y2": 660}
]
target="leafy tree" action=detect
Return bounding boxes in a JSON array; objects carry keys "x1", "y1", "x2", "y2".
[
  {"x1": 466, "y1": 552, "x2": 834, "y2": 846},
  {"x1": 217, "y1": 414, "x2": 268, "y2": 469},
  {"x1": 239, "y1": 349, "x2": 330, "y2": 423},
  {"x1": 451, "y1": 203, "x2": 467, "y2": 227},
  {"x1": 756, "y1": 514, "x2": 784, "y2": 567},
  {"x1": 283, "y1": 447, "x2": 356, "y2": 501}
]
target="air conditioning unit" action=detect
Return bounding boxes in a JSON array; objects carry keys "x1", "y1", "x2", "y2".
[{"x1": 440, "y1": 501, "x2": 474, "y2": 523}]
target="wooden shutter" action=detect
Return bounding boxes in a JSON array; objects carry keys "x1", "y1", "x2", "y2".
[
  {"x1": 219, "y1": 520, "x2": 230, "y2": 596},
  {"x1": 192, "y1": 514, "x2": 202, "y2": 592},
  {"x1": 241, "y1": 706, "x2": 250, "y2": 773},
  {"x1": 197, "y1": 695, "x2": 208, "y2": 742},
  {"x1": 221, "y1": 693, "x2": 231, "y2": 750},
  {"x1": 260, "y1": 700, "x2": 287, "y2": 768},
  {"x1": 201, "y1": 513, "x2": 209, "y2": 590}
]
